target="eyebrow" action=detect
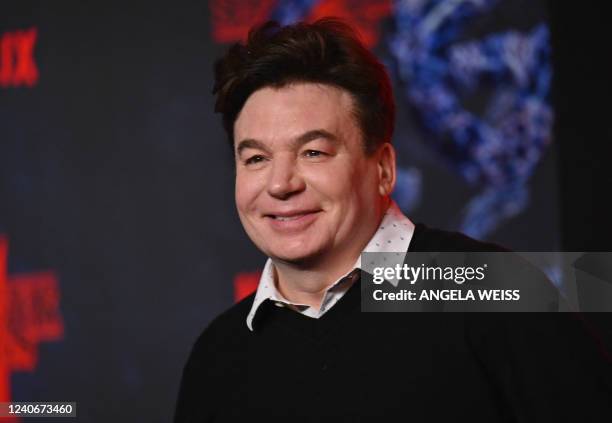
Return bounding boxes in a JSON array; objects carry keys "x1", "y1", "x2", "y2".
[
  {"x1": 236, "y1": 129, "x2": 339, "y2": 156},
  {"x1": 293, "y1": 129, "x2": 339, "y2": 148},
  {"x1": 235, "y1": 139, "x2": 269, "y2": 156}
]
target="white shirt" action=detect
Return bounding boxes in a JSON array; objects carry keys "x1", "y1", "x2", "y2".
[{"x1": 246, "y1": 200, "x2": 415, "y2": 331}]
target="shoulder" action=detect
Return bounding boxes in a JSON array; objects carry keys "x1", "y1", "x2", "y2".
[
  {"x1": 189, "y1": 293, "x2": 255, "y2": 360},
  {"x1": 409, "y1": 222, "x2": 509, "y2": 252},
  {"x1": 408, "y1": 222, "x2": 560, "y2": 309},
  {"x1": 175, "y1": 295, "x2": 255, "y2": 422}
]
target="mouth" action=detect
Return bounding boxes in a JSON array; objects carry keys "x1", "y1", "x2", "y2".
[
  {"x1": 267, "y1": 213, "x2": 315, "y2": 221},
  {"x1": 263, "y1": 210, "x2": 321, "y2": 231},
  {"x1": 273, "y1": 215, "x2": 304, "y2": 221}
]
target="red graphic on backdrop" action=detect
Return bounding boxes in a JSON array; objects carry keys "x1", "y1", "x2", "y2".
[
  {"x1": 306, "y1": 0, "x2": 392, "y2": 47},
  {"x1": 0, "y1": 27, "x2": 39, "y2": 88},
  {"x1": 211, "y1": 0, "x2": 277, "y2": 42},
  {"x1": 0, "y1": 236, "x2": 63, "y2": 423},
  {"x1": 210, "y1": 0, "x2": 392, "y2": 47},
  {"x1": 233, "y1": 271, "x2": 261, "y2": 302}
]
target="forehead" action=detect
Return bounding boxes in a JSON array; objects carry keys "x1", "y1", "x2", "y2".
[{"x1": 234, "y1": 83, "x2": 360, "y2": 146}]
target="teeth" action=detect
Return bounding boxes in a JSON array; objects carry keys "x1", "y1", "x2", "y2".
[{"x1": 274, "y1": 215, "x2": 301, "y2": 221}]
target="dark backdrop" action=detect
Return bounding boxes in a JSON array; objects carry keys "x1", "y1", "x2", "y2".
[{"x1": 1, "y1": 1, "x2": 610, "y2": 422}]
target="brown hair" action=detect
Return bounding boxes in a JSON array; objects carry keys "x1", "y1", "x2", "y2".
[{"x1": 213, "y1": 18, "x2": 395, "y2": 154}]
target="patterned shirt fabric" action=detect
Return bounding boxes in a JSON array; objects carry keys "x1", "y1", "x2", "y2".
[{"x1": 246, "y1": 200, "x2": 415, "y2": 331}]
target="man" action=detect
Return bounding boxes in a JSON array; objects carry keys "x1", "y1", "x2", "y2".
[{"x1": 175, "y1": 18, "x2": 610, "y2": 422}]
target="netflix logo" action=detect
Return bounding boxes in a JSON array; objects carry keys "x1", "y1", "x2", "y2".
[{"x1": 0, "y1": 27, "x2": 39, "y2": 88}]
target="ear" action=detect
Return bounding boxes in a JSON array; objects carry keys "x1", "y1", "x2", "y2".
[{"x1": 376, "y1": 142, "x2": 396, "y2": 197}]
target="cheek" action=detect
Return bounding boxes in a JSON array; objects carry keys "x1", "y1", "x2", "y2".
[
  {"x1": 305, "y1": 163, "x2": 357, "y2": 199},
  {"x1": 235, "y1": 173, "x2": 259, "y2": 212},
  {"x1": 315, "y1": 165, "x2": 369, "y2": 206},
  {"x1": 234, "y1": 172, "x2": 266, "y2": 213}
]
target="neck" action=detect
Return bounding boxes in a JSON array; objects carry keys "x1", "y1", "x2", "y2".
[
  {"x1": 273, "y1": 254, "x2": 357, "y2": 309},
  {"x1": 273, "y1": 197, "x2": 391, "y2": 309}
]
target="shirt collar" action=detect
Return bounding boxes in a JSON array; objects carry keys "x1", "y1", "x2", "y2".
[{"x1": 246, "y1": 200, "x2": 415, "y2": 331}]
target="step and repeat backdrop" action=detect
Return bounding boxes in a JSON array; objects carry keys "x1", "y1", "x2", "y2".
[{"x1": 2, "y1": 0, "x2": 603, "y2": 421}]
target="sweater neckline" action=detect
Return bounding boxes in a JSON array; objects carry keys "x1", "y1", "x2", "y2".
[
  {"x1": 253, "y1": 275, "x2": 362, "y2": 340},
  {"x1": 250, "y1": 223, "x2": 430, "y2": 337}
]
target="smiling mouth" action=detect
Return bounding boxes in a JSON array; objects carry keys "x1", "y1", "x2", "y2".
[
  {"x1": 263, "y1": 210, "x2": 321, "y2": 229},
  {"x1": 268, "y1": 213, "x2": 314, "y2": 221},
  {"x1": 273, "y1": 215, "x2": 303, "y2": 221}
]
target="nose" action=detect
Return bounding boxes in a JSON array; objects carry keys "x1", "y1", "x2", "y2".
[{"x1": 266, "y1": 154, "x2": 305, "y2": 200}]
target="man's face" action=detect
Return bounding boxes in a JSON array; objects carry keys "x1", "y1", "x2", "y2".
[{"x1": 234, "y1": 82, "x2": 389, "y2": 266}]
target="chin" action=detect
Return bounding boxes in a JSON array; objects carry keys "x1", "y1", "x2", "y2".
[
  {"x1": 270, "y1": 250, "x2": 314, "y2": 264},
  {"x1": 267, "y1": 243, "x2": 325, "y2": 266}
]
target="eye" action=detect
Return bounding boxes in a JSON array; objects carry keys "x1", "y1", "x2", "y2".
[
  {"x1": 304, "y1": 150, "x2": 324, "y2": 158},
  {"x1": 244, "y1": 155, "x2": 265, "y2": 165}
]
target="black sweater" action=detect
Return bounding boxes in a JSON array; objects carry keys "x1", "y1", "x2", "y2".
[{"x1": 174, "y1": 224, "x2": 611, "y2": 422}]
